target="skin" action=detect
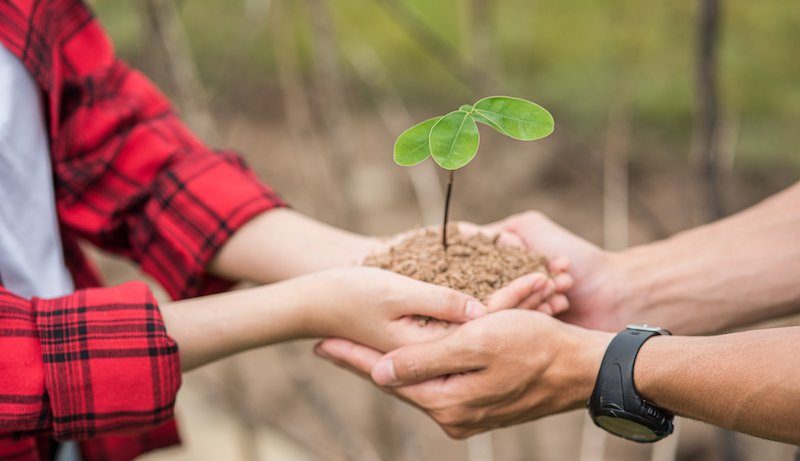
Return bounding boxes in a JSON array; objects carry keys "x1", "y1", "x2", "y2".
[
  {"x1": 161, "y1": 267, "x2": 485, "y2": 370},
  {"x1": 492, "y1": 182, "x2": 800, "y2": 334},
  {"x1": 207, "y1": 209, "x2": 572, "y2": 313},
  {"x1": 318, "y1": 181, "x2": 800, "y2": 444},
  {"x1": 159, "y1": 210, "x2": 572, "y2": 370}
]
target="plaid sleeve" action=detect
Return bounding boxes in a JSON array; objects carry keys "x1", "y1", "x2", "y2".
[
  {"x1": 50, "y1": 18, "x2": 286, "y2": 300},
  {"x1": 0, "y1": 282, "x2": 181, "y2": 440}
]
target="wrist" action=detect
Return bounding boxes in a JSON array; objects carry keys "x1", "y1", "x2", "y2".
[
  {"x1": 606, "y1": 245, "x2": 662, "y2": 326},
  {"x1": 558, "y1": 326, "x2": 614, "y2": 410},
  {"x1": 631, "y1": 334, "x2": 684, "y2": 410},
  {"x1": 263, "y1": 273, "x2": 333, "y2": 339},
  {"x1": 286, "y1": 269, "x2": 362, "y2": 339}
]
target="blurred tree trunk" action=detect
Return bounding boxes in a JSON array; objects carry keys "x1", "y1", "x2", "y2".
[
  {"x1": 602, "y1": 105, "x2": 630, "y2": 252},
  {"x1": 136, "y1": 0, "x2": 218, "y2": 142},
  {"x1": 458, "y1": 0, "x2": 496, "y2": 94},
  {"x1": 306, "y1": 0, "x2": 357, "y2": 229},
  {"x1": 342, "y1": 41, "x2": 444, "y2": 227},
  {"x1": 692, "y1": 0, "x2": 724, "y2": 222},
  {"x1": 577, "y1": 103, "x2": 632, "y2": 461},
  {"x1": 694, "y1": 0, "x2": 742, "y2": 458},
  {"x1": 375, "y1": 0, "x2": 494, "y2": 91},
  {"x1": 268, "y1": 0, "x2": 348, "y2": 226}
]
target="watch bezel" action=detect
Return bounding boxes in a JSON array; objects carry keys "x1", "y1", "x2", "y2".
[{"x1": 590, "y1": 406, "x2": 672, "y2": 443}]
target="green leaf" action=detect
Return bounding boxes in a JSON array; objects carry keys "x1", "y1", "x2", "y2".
[
  {"x1": 393, "y1": 116, "x2": 442, "y2": 166},
  {"x1": 429, "y1": 110, "x2": 480, "y2": 170},
  {"x1": 472, "y1": 96, "x2": 554, "y2": 141}
]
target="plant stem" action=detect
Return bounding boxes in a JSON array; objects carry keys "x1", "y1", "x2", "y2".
[{"x1": 442, "y1": 170, "x2": 455, "y2": 249}]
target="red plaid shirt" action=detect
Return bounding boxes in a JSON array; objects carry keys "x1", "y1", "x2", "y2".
[{"x1": 0, "y1": 1, "x2": 285, "y2": 460}]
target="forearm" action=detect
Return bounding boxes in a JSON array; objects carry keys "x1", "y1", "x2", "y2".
[
  {"x1": 209, "y1": 209, "x2": 378, "y2": 283},
  {"x1": 615, "y1": 182, "x2": 800, "y2": 334},
  {"x1": 633, "y1": 327, "x2": 800, "y2": 444},
  {"x1": 161, "y1": 277, "x2": 315, "y2": 370}
]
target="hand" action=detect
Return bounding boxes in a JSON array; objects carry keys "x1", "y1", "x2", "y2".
[
  {"x1": 302, "y1": 267, "x2": 545, "y2": 352},
  {"x1": 490, "y1": 211, "x2": 628, "y2": 331},
  {"x1": 315, "y1": 310, "x2": 612, "y2": 438},
  {"x1": 370, "y1": 222, "x2": 575, "y2": 316}
]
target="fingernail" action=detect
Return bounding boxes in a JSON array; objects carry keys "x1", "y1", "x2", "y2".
[
  {"x1": 372, "y1": 359, "x2": 398, "y2": 386},
  {"x1": 465, "y1": 300, "x2": 487, "y2": 319},
  {"x1": 313, "y1": 343, "x2": 330, "y2": 359}
]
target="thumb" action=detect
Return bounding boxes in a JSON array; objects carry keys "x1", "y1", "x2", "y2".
[
  {"x1": 371, "y1": 333, "x2": 482, "y2": 386},
  {"x1": 397, "y1": 280, "x2": 488, "y2": 323}
]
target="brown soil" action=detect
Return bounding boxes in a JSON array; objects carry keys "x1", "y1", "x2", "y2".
[{"x1": 364, "y1": 226, "x2": 550, "y2": 302}]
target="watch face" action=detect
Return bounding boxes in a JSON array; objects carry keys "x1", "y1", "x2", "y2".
[{"x1": 594, "y1": 415, "x2": 659, "y2": 442}]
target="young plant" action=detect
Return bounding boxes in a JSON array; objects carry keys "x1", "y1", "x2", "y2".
[{"x1": 394, "y1": 96, "x2": 555, "y2": 248}]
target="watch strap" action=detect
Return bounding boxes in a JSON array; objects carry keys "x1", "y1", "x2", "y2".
[{"x1": 588, "y1": 326, "x2": 674, "y2": 441}]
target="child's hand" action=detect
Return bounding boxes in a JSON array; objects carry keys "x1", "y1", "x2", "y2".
[{"x1": 303, "y1": 266, "x2": 552, "y2": 353}]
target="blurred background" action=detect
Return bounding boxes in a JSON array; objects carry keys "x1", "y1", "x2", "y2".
[{"x1": 87, "y1": 0, "x2": 799, "y2": 460}]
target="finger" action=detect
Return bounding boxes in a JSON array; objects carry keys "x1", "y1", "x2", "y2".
[
  {"x1": 487, "y1": 273, "x2": 547, "y2": 311},
  {"x1": 554, "y1": 273, "x2": 574, "y2": 293},
  {"x1": 535, "y1": 302, "x2": 553, "y2": 315},
  {"x1": 453, "y1": 221, "x2": 487, "y2": 238},
  {"x1": 371, "y1": 336, "x2": 483, "y2": 387},
  {"x1": 518, "y1": 289, "x2": 548, "y2": 311},
  {"x1": 540, "y1": 279, "x2": 556, "y2": 300},
  {"x1": 390, "y1": 369, "x2": 473, "y2": 411},
  {"x1": 397, "y1": 280, "x2": 488, "y2": 322},
  {"x1": 488, "y1": 273, "x2": 548, "y2": 310},
  {"x1": 389, "y1": 315, "x2": 460, "y2": 347},
  {"x1": 485, "y1": 216, "x2": 511, "y2": 233},
  {"x1": 442, "y1": 426, "x2": 487, "y2": 440},
  {"x1": 548, "y1": 256, "x2": 570, "y2": 273},
  {"x1": 495, "y1": 231, "x2": 525, "y2": 249},
  {"x1": 548, "y1": 294, "x2": 570, "y2": 315},
  {"x1": 314, "y1": 338, "x2": 383, "y2": 376}
]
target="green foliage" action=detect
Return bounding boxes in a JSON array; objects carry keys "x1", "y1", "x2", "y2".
[
  {"x1": 393, "y1": 117, "x2": 442, "y2": 166},
  {"x1": 394, "y1": 96, "x2": 554, "y2": 170},
  {"x1": 428, "y1": 110, "x2": 480, "y2": 170},
  {"x1": 472, "y1": 96, "x2": 554, "y2": 141}
]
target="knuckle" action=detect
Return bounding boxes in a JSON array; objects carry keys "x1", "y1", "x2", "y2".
[
  {"x1": 444, "y1": 426, "x2": 470, "y2": 440},
  {"x1": 435, "y1": 407, "x2": 467, "y2": 427},
  {"x1": 398, "y1": 355, "x2": 423, "y2": 382},
  {"x1": 439, "y1": 289, "x2": 466, "y2": 318},
  {"x1": 445, "y1": 289, "x2": 465, "y2": 311}
]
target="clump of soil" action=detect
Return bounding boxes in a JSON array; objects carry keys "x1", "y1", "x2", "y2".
[{"x1": 364, "y1": 226, "x2": 549, "y2": 302}]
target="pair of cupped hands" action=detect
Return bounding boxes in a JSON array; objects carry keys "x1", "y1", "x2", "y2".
[{"x1": 302, "y1": 212, "x2": 620, "y2": 439}]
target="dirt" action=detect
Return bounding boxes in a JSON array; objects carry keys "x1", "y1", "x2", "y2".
[{"x1": 363, "y1": 226, "x2": 550, "y2": 302}]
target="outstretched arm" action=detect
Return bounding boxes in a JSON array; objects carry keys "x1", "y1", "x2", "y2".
[
  {"x1": 316, "y1": 310, "x2": 800, "y2": 444},
  {"x1": 493, "y1": 181, "x2": 800, "y2": 334},
  {"x1": 163, "y1": 267, "x2": 490, "y2": 370},
  {"x1": 615, "y1": 182, "x2": 800, "y2": 333},
  {"x1": 208, "y1": 208, "x2": 377, "y2": 284},
  {"x1": 634, "y1": 326, "x2": 800, "y2": 443},
  {"x1": 0, "y1": 267, "x2": 495, "y2": 439}
]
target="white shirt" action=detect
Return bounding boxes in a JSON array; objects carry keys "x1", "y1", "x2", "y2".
[
  {"x1": 0, "y1": 41, "x2": 81, "y2": 461},
  {"x1": 0, "y1": 43, "x2": 73, "y2": 298}
]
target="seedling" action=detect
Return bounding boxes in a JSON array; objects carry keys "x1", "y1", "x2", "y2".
[{"x1": 393, "y1": 96, "x2": 554, "y2": 248}]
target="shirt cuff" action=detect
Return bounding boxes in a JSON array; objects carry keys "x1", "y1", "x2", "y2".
[
  {"x1": 34, "y1": 282, "x2": 181, "y2": 440},
  {"x1": 138, "y1": 151, "x2": 287, "y2": 300}
]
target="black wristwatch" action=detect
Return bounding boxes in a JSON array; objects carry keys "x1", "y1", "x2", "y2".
[{"x1": 588, "y1": 325, "x2": 674, "y2": 442}]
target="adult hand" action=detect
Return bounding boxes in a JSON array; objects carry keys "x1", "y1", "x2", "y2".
[
  {"x1": 315, "y1": 309, "x2": 612, "y2": 438},
  {"x1": 489, "y1": 211, "x2": 629, "y2": 331},
  {"x1": 304, "y1": 267, "x2": 546, "y2": 352}
]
